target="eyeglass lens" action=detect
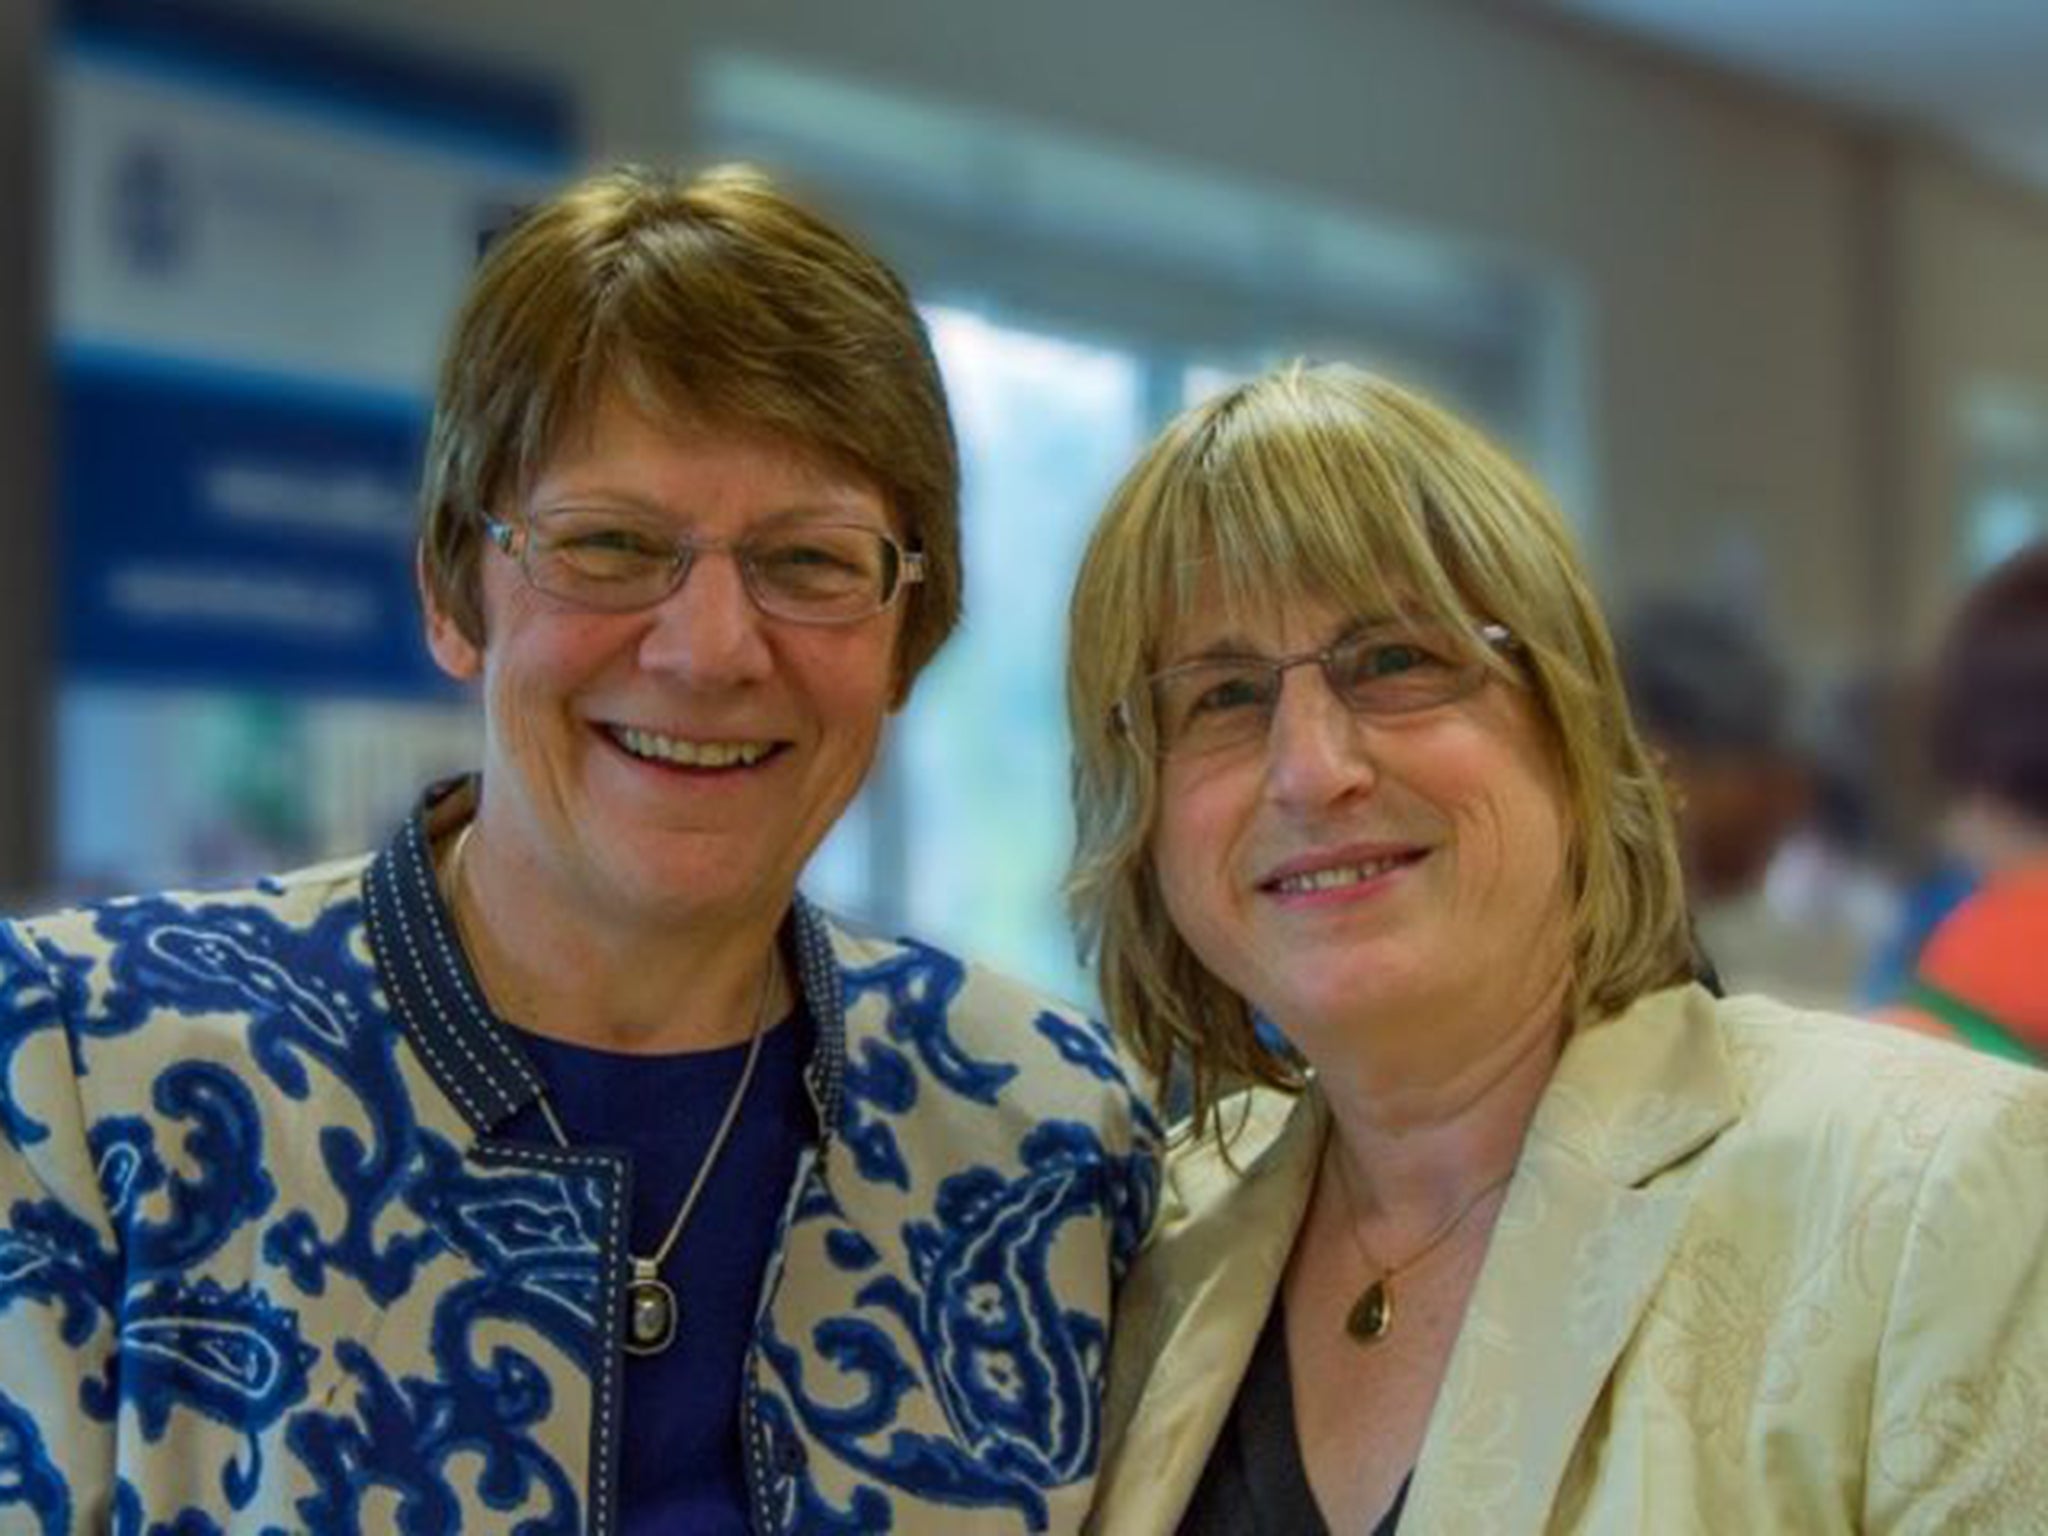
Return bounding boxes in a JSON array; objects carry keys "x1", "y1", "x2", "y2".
[
  {"x1": 1148, "y1": 628, "x2": 1489, "y2": 757},
  {"x1": 516, "y1": 509, "x2": 906, "y2": 621}
]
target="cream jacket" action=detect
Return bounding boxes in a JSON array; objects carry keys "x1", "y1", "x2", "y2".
[{"x1": 1091, "y1": 985, "x2": 2048, "y2": 1534}]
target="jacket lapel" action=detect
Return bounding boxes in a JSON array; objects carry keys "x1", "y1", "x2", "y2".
[
  {"x1": 1403, "y1": 986, "x2": 1740, "y2": 1534},
  {"x1": 1089, "y1": 1090, "x2": 1326, "y2": 1535}
]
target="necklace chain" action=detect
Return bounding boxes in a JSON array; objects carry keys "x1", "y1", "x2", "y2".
[
  {"x1": 441, "y1": 820, "x2": 778, "y2": 1355},
  {"x1": 1326, "y1": 1133, "x2": 1513, "y2": 1346}
]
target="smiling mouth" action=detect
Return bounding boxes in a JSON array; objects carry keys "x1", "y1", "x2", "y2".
[
  {"x1": 607, "y1": 725, "x2": 780, "y2": 769},
  {"x1": 1264, "y1": 851, "x2": 1425, "y2": 896}
]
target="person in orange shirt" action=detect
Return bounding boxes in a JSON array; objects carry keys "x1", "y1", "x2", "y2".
[{"x1": 1877, "y1": 540, "x2": 2048, "y2": 1062}]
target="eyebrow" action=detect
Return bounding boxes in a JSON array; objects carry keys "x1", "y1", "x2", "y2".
[{"x1": 525, "y1": 495, "x2": 887, "y2": 533}]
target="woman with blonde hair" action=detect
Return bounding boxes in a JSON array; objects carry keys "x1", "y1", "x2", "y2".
[{"x1": 1070, "y1": 362, "x2": 2048, "y2": 1532}]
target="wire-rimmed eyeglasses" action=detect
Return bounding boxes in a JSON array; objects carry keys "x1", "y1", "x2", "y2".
[
  {"x1": 483, "y1": 508, "x2": 924, "y2": 624},
  {"x1": 1115, "y1": 621, "x2": 1518, "y2": 761}
]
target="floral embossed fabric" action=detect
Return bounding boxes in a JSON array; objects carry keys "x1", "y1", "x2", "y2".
[{"x1": 1091, "y1": 986, "x2": 2048, "y2": 1535}]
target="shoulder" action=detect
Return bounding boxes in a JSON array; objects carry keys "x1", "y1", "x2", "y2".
[
  {"x1": 1710, "y1": 989, "x2": 2048, "y2": 1154},
  {"x1": 800, "y1": 908, "x2": 1164, "y2": 1273},
  {"x1": 1614, "y1": 990, "x2": 2048, "y2": 1307},
  {"x1": 1568, "y1": 983, "x2": 2043, "y2": 1163},
  {"x1": 1, "y1": 856, "x2": 381, "y2": 1207},
  {"x1": 3, "y1": 857, "x2": 377, "y2": 1069},
  {"x1": 1537, "y1": 985, "x2": 2047, "y2": 1275},
  {"x1": 817, "y1": 907, "x2": 1083, "y2": 1027},
  {"x1": 812, "y1": 904, "x2": 1159, "y2": 1120},
  {"x1": 1157, "y1": 1084, "x2": 1312, "y2": 1219},
  {"x1": 1114, "y1": 1085, "x2": 1322, "y2": 1289},
  {"x1": 10, "y1": 855, "x2": 372, "y2": 958}
]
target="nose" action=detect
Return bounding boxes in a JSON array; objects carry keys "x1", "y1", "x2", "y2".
[
  {"x1": 1261, "y1": 662, "x2": 1377, "y2": 810},
  {"x1": 635, "y1": 548, "x2": 774, "y2": 685}
]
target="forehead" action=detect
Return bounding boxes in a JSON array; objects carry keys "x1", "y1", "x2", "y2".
[
  {"x1": 1132, "y1": 480, "x2": 1465, "y2": 660},
  {"x1": 1156, "y1": 553, "x2": 1468, "y2": 661},
  {"x1": 1160, "y1": 570, "x2": 1348, "y2": 658},
  {"x1": 525, "y1": 391, "x2": 886, "y2": 518}
]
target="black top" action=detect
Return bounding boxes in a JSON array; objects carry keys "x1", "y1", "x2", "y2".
[{"x1": 1178, "y1": 1302, "x2": 1411, "y2": 1535}]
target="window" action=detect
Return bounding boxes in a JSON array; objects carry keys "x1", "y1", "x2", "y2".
[{"x1": 704, "y1": 55, "x2": 1582, "y2": 1008}]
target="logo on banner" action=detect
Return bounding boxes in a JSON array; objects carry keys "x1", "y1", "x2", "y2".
[{"x1": 110, "y1": 140, "x2": 190, "y2": 277}]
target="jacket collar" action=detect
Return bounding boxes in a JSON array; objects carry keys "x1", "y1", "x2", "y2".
[
  {"x1": 361, "y1": 776, "x2": 847, "y2": 1141},
  {"x1": 1404, "y1": 982, "x2": 1740, "y2": 1532},
  {"x1": 1521, "y1": 981, "x2": 1741, "y2": 1183}
]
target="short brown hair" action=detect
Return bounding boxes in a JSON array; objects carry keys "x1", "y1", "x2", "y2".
[
  {"x1": 419, "y1": 163, "x2": 961, "y2": 694},
  {"x1": 1065, "y1": 363, "x2": 1693, "y2": 1135}
]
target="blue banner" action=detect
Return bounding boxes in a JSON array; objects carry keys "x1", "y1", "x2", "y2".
[
  {"x1": 58, "y1": 352, "x2": 440, "y2": 694},
  {"x1": 52, "y1": 0, "x2": 573, "y2": 696}
]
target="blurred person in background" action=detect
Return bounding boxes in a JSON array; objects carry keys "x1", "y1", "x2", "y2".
[
  {"x1": 1069, "y1": 363, "x2": 2048, "y2": 1534},
  {"x1": 1617, "y1": 596, "x2": 1874, "y2": 1006},
  {"x1": 0, "y1": 164, "x2": 1156, "y2": 1535},
  {"x1": 1874, "y1": 539, "x2": 2048, "y2": 1064}
]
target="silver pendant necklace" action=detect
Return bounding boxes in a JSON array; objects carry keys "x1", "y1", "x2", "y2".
[
  {"x1": 443, "y1": 821, "x2": 778, "y2": 1358},
  {"x1": 532, "y1": 962, "x2": 774, "y2": 1356}
]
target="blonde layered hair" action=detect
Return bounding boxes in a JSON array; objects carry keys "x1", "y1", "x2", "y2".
[
  {"x1": 1066, "y1": 363, "x2": 1693, "y2": 1136},
  {"x1": 419, "y1": 163, "x2": 960, "y2": 698}
]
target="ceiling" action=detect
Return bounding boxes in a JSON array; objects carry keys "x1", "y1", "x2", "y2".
[{"x1": 1534, "y1": 0, "x2": 2048, "y2": 193}]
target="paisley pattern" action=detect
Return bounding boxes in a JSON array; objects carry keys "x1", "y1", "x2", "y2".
[
  {"x1": 0, "y1": 1386, "x2": 71, "y2": 1535},
  {"x1": 0, "y1": 1193, "x2": 120, "y2": 1350},
  {"x1": 837, "y1": 942, "x2": 1017, "y2": 1191},
  {"x1": 0, "y1": 921, "x2": 90, "y2": 1149},
  {"x1": 763, "y1": 1120, "x2": 1155, "y2": 1532},
  {"x1": 0, "y1": 790, "x2": 1159, "y2": 1534},
  {"x1": 287, "y1": 1334, "x2": 580, "y2": 1536},
  {"x1": 116, "y1": 1064, "x2": 276, "y2": 1279},
  {"x1": 92, "y1": 898, "x2": 436, "y2": 1307},
  {"x1": 101, "y1": 1278, "x2": 317, "y2": 1509},
  {"x1": 401, "y1": 1133, "x2": 609, "y2": 1359},
  {"x1": 110, "y1": 1481, "x2": 228, "y2": 1536}
]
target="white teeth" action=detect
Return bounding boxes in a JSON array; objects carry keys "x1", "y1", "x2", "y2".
[
  {"x1": 613, "y1": 727, "x2": 772, "y2": 768},
  {"x1": 1272, "y1": 856, "x2": 1408, "y2": 895}
]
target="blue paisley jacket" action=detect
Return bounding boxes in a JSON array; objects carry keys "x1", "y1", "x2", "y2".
[{"x1": 0, "y1": 790, "x2": 1161, "y2": 1535}]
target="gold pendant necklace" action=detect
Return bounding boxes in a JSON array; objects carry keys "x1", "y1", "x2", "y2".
[
  {"x1": 1327, "y1": 1138, "x2": 1513, "y2": 1347},
  {"x1": 442, "y1": 820, "x2": 778, "y2": 1358}
]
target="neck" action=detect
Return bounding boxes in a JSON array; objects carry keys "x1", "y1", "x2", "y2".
[
  {"x1": 444, "y1": 817, "x2": 790, "y2": 1054},
  {"x1": 1304, "y1": 966, "x2": 1567, "y2": 1233}
]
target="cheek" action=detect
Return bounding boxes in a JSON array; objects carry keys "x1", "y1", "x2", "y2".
[
  {"x1": 802, "y1": 639, "x2": 899, "y2": 771},
  {"x1": 490, "y1": 598, "x2": 624, "y2": 689},
  {"x1": 476, "y1": 612, "x2": 633, "y2": 768},
  {"x1": 1150, "y1": 781, "x2": 1234, "y2": 944},
  {"x1": 1475, "y1": 763, "x2": 1574, "y2": 916},
  {"x1": 819, "y1": 612, "x2": 905, "y2": 714}
]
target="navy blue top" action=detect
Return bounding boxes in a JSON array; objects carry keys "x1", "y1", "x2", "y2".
[{"x1": 512, "y1": 1004, "x2": 815, "y2": 1535}]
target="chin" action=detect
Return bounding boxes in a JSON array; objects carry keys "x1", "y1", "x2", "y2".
[{"x1": 1275, "y1": 966, "x2": 1429, "y2": 1037}]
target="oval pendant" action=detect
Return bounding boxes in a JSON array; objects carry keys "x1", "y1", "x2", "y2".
[
  {"x1": 625, "y1": 1267, "x2": 679, "y2": 1356},
  {"x1": 1345, "y1": 1278, "x2": 1393, "y2": 1344}
]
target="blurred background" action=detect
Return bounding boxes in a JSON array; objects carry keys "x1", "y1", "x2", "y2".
[{"x1": 6, "y1": 0, "x2": 2048, "y2": 1013}]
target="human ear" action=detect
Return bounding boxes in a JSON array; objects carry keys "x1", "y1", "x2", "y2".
[{"x1": 419, "y1": 543, "x2": 483, "y2": 682}]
